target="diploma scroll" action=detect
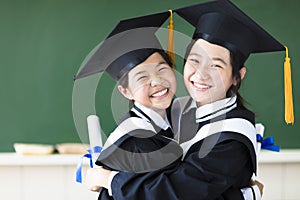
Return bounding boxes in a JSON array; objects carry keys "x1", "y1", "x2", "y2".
[
  {"x1": 75, "y1": 115, "x2": 103, "y2": 183},
  {"x1": 252, "y1": 123, "x2": 265, "y2": 181},
  {"x1": 87, "y1": 115, "x2": 103, "y2": 161},
  {"x1": 255, "y1": 123, "x2": 265, "y2": 154}
]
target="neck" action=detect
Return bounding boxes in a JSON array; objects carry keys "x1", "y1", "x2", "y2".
[
  {"x1": 134, "y1": 102, "x2": 166, "y2": 120},
  {"x1": 152, "y1": 107, "x2": 166, "y2": 119}
]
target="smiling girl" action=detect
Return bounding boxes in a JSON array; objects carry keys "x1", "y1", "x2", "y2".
[{"x1": 81, "y1": 12, "x2": 184, "y2": 199}]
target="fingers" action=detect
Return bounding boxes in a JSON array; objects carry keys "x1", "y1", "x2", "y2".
[
  {"x1": 90, "y1": 186, "x2": 101, "y2": 192},
  {"x1": 85, "y1": 168, "x2": 102, "y2": 192},
  {"x1": 251, "y1": 179, "x2": 264, "y2": 196}
]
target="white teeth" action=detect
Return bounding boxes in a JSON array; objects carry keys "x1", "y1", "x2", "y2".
[
  {"x1": 152, "y1": 89, "x2": 168, "y2": 97},
  {"x1": 193, "y1": 82, "x2": 210, "y2": 89}
]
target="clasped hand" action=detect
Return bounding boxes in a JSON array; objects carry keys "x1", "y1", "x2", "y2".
[{"x1": 85, "y1": 166, "x2": 112, "y2": 192}]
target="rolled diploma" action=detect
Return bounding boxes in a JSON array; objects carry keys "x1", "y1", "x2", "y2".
[
  {"x1": 255, "y1": 123, "x2": 265, "y2": 155},
  {"x1": 87, "y1": 115, "x2": 103, "y2": 161},
  {"x1": 252, "y1": 123, "x2": 265, "y2": 180}
]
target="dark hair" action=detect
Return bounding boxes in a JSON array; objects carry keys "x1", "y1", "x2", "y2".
[
  {"x1": 227, "y1": 51, "x2": 246, "y2": 107},
  {"x1": 184, "y1": 40, "x2": 196, "y2": 64},
  {"x1": 184, "y1": 40, "x2": 246, "y2": 107}
]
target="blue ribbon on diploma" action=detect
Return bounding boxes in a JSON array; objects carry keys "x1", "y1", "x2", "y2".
[
  {"x1": 76, "y1": 146, "x2": 102, "y2": 183},
  {"x1": 256, "y1": 134, "x2": 280, "y2": 152}
]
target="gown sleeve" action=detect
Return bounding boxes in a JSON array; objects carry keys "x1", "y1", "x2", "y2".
[
  {"x1": 110, "y1": 133, "x2": 254, "y2": 200},
  {"x1": 96, "y1": 129, "x2": 183, "y2": 173},
  {"x1": 96, "y1": 129, "x2": 183, "y2": 200}
]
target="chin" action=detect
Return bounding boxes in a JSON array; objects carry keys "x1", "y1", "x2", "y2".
[
  {"x1": 153, "y1": 101, "x2": 171, "y2": 110},
  {"x1": 193, "y1": 96, "x2": 212, "y2": 106}
]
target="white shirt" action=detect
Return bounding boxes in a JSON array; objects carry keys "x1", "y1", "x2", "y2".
[{"x1": 133, "y1": 102, "x2": 171, "y2": 131}]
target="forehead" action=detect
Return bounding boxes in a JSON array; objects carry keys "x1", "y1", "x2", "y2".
[
  {"x1": 142, "y1": 52, "x2": 165, "y2": 64},
  {"x1": 128, "y1": 52, "x2": 166, "y2": 74},
  {"x1": 190, "y1": 39, "x2": 230, "y2": 61}
]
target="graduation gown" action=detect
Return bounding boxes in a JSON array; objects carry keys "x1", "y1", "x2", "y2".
[
  {"x1": 96, "y1": 104, "x2": 183, "y2": 200},
  {"x1": 110, "y1": 96, "x2": 257, "y2": 200}
]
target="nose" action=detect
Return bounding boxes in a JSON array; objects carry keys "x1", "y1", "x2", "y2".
[
  {"x1": 150, "y1": 74, "x2": 163, "y2": 87},
  {"x1": 195, "y1": 65, "x2": 209, "y2": 79}
]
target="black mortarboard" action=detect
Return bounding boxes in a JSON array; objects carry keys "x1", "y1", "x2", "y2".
[
  {"x1": 74, "y1": 11, "x2": 170, "y2": 81},
  {"x1": 175, "y1": 0, "x2": 294, "y2": 124},
  {"x1": 175, "y1": 0, "x2": 285, "y2": 65}
]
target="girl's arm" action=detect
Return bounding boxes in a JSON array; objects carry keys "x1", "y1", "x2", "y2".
[{"x1": 110, "y1": 140, "x2": 253, "y2": 200}]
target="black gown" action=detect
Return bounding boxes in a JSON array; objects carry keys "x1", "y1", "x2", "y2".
[
  {"x1": 109, "y1": 96, "x2": 257, "y2": 200},
  {"x1": 96, "y1": 105, "x2": 183, "y2": 200}
]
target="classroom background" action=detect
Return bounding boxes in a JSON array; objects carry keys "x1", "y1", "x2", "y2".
[{"x1": 0, "y1": 0, "x2": 299, "y2": 199}]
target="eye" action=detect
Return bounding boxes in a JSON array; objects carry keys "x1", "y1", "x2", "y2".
[
  {"x1": 188, "y1": 58, "x2": 200, "y2": 65},
  {"x1": 158, "y1": 66, "x2": 169, "y2": 71},
  {"x1": 136, "y1": 76, "x2": 147, "y2": 82},
  {"x1": 210, "y1": 64, "x2": 223, "y2": 68}
]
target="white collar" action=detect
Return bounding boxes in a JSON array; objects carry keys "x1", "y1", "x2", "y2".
[
  {"x1": 132, "y1": 102, "x2": 171, "y2": 130},
  {"x1": 195, "y1": 96, "x2": 237, "y2": 123},
  {"x1": 181, "y1": 97, "x2": 197, "y2": 115}
]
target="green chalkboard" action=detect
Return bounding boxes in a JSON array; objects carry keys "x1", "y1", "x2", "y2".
[{"x1": 0, "y1": 0, "x2": 299, "y2": 152}]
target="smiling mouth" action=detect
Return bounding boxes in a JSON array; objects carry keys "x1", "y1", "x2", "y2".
[
  {"x1": 192, "y1": 82, "x2": 211, "y2": 90},
  {"x1": 151, "y1": 88, "x2": 168, "y2": 97}
]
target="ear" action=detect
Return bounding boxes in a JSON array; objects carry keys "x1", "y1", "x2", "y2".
[
  {"x1": 233, "y1": 67, "x2": 247, "y2": 85},
  {"x1": 239, "y1": 67, "x2": 247, "y2": 80},
  {"x1": 118, "y1": 85, "x2": 133, "y2": 100}
]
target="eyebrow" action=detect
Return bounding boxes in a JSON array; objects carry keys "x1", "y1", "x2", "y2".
[
  {"x1": 133, "y1": 70, "x2": 147, "y2": 78},
  {"x1": 188, "y1": 52, "x2": 202, "y2": 57},
  {"x1": 155, "y1": 61, "x2": 168, "y2": 68},
  {"x1": 189, "y1": 52, "x2": 228, "y2": 66},
  {"x1": 133, "y1": 61, "x2": 169, "y2": 78},
  {"x1": 212, "y1": 57, "x2": 228, "y2": 66}
]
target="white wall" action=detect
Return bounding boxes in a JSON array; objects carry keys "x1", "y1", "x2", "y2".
[
  {"x1": 257, "y1": 150, "x2": 300, "y2": 200},
  {"x1": 1, "y1": 150, "x2": 299, "y2": 200}
]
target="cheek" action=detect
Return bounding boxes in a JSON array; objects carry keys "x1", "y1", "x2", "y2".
[
  {"x1": 133, "y1": 85, "x2": 147, "y2": 96},
  {"x1": 183, "y1": 64, "x2": 194, "y2": 81},
  {"x1": 169, "y1": 72, "x2": 177, "y2": 86},
  {"x1": 130, "y1": 80, "x2": 145, "y2": 91},
  {"x1": 220, "y1": 72, "x2": 234, "y2": 90},
  {"x1": 131, "y1": 89, "x2": 149, "y2": 105},
  {"x1": 170, "y1": 77, "x2": 177, "y2": 94},
  {"x1": 127, "y1": 83, "x2": 147, "y2": 99}
]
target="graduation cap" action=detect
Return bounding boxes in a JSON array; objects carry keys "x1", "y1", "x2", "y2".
[
  {"x1": 175, "y1": 0, "x2": 294, "y2": 124},
  {"x1": 74, "y1": 11, "x2": 172, "y2": 81}
]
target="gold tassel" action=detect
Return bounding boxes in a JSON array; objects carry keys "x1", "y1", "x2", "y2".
[
  {"x1": 284, "y1": 46, "x2": 294, "y2": 124},
  {"x1": 167, "y1": 10, "x2": 175, "y2": 68}
]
